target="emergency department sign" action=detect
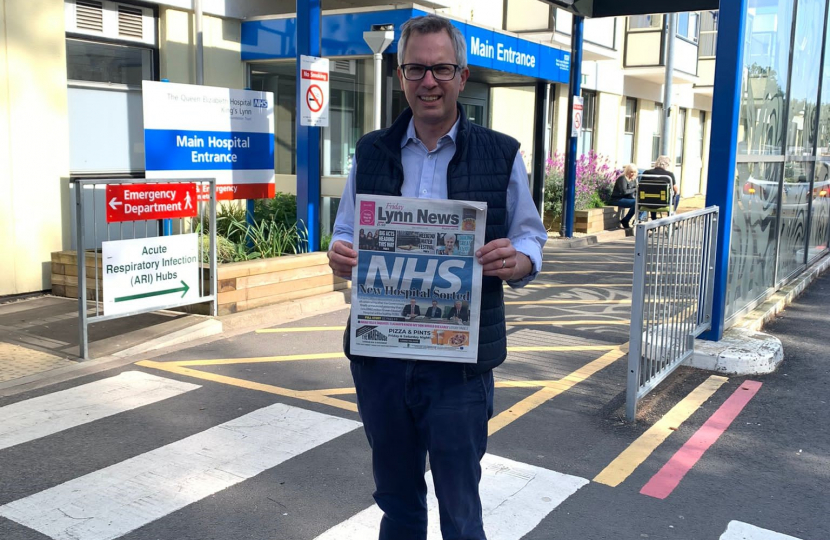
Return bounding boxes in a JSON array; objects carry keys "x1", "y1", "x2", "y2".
[
  {"x1": 142, "y1": 81, "x2": 275, "y2": 200},
  {"x1": 300, "y1": 55, "x2": 330, "y2": 127},
  {"x1": 102, "y1": 234, "x2": 200, "y2": 317},
  {"x1": 105, "y1": 184, "x2": 197, "y2": 223}
]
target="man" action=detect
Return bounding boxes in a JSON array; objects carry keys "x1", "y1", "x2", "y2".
[
  {"x1": 327, "y1": 14, "x2": 546, "y2": 540},
  {"x1": 402, "y1": 298, "x2": 421, "y2": 318},
  {"x1": 642, "y1": 155, "x2": 680, "y2": 220},
  {"x1": 425, "y1": 300, "x2": 443, "y2": 319},
  {"x1": 446, "y1": 300, "x2": 469, "y2": 324}
]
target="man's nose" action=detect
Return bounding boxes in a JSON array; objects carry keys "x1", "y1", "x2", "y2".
[{"x1": 420, "y1": 69, "x2": 439, "y2": 86}]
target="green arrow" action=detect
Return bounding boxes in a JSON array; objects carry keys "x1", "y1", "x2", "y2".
[{"x1": 115, "y1": 280, "x2": 190, "y2": 303}]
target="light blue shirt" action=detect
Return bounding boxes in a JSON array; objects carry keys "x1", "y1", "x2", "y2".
[{"x1": 331, "y1": 117, "x2": 547, "y2": 287}]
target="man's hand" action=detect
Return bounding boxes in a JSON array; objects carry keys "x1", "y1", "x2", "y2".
[
  {"x1": 328, "y1": 240, "x2": 357, "y2": 279},
  {"x1": 476, "y1": 238, "x2": 532, "y2": 282}
]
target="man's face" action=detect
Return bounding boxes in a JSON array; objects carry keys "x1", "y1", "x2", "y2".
[
  {"x1": 397, "y1": 30, "x2": 469, "y2": 127},
  {"x1": 432, "y1": 301, "x2": 438, "y2": 307},
  {"x1": 455, "y1": 301, "x2": 462, "y2": 309}
]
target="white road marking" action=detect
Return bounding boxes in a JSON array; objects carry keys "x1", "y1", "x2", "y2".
[
  {"x1": 0, "y1": 371, "x2": 200, "y2": 451},
  {"x1": 314, "y1": 453, "x2": 589, "y2": 540},
  {"x1": 720, "y1": 521, "x2": 804, "y2": 540},
  {"x1": 0, "y1": 403, "x2": 362, "y2": 540}
]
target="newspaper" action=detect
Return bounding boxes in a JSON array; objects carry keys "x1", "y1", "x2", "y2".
[{"x1": 350, "y1": 195, "x2": 487, "y2": 363}]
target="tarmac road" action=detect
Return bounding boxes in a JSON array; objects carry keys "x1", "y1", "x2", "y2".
[{"x1": 1, "y1": 239, "x2": 827, "y2": 540}]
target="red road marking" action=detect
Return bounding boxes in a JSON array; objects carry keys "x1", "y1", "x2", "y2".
[{"x1": 640, "y1": 380, "x2": 763, "y2": 500}]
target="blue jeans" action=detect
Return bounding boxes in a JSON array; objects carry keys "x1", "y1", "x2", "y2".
[
  {"x1": 612, "y1": 198, "x2": 647, "y2": 223},
  {"x1": 351, "y1": 358, "x2": 495, "y2": 540}
]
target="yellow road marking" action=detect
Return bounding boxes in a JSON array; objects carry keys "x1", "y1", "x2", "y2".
[
  {"x1": 160, "y1": 345, "x2": 615, "y2": 367},
  {"x1": 592, "y1": 374, "x2": 728, "y2": 487},
  {"x1": 508, "y1": 345, "x2": 618, "y2": 353},
  {"x1": 257, "y1": 327, "x2": 346, "y2": 333},
  {"x1": 256, "y1": 320, "x2": 630, "y2": 334},
  {"x1": 506, "y1": 320, "x2": 629, "y2": 326},
  {"x1": 488, "y1": 345, "x2": 627, "y2": 436},
  {"x1": 169, "y1": 352, "x2": 346, "y2": 366},
  {"x1": 505, "y1": 299, "x2": 631, "y2": 305},
  {"x1": 539, "y1": 271, "x2": 632, "y2": 275},
  {"x1": 545, "y1": 261, "x2": 632, "y2": 264},
  {"x1": 136, "y1": 360, "x2": 358, "y2": 413},
  {"x1": 522, "y1": 283, "x2": 630, "y2": 288}
]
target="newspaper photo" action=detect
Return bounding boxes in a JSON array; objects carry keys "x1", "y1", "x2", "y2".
[{"x1": 350, "y1": 195, "x2": 487, "y2": 363}]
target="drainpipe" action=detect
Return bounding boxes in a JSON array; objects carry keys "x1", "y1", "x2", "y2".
[
  {"x1": 661, "y1": 13, "x2": 676, "y2": 157},
  {"x1": 194, "y1": 0, "x2": 204, "y2": 85}
]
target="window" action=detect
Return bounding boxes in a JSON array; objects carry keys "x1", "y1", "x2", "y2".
[
  {"x1": 66, "y1": 38, "x2": 155, "y2": 174},
  {"x1": 676, "y1": 109, "x2": 687, "y2": 182},
  {"x1": 623, "y1": 98, "x2": 637, "y2": 163},
  {"x1": 677, "y1": 12, "x2": 699, "y2": 41},
  {"x1": 578, "y1": 91, "x2": 597, "y2": 156},
  {"x1": 699, "y1": 111, "x2": 707, "y2": 184},
  {"x1": 699, "y1": 11, "x2": 718, "y2": 57},
  {"x1": 652, "y1": 103, "x2": 664, "y2": 163},
  {"x1": 629, "y1": 14, "x2": 663, "y2": 30}
]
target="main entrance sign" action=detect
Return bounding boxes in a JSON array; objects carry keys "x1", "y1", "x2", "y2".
[{"x1": 142, "y1": 81, "x2": 275, "y2": 201}]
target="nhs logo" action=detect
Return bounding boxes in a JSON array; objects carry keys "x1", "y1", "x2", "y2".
[{"x1": 253, "y1": 98, "x2": 268, "y2": 108}]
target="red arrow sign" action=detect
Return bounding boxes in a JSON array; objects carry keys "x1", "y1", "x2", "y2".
[{"x1": 106, "y1": 184, "x2": 198, "y2": 223}]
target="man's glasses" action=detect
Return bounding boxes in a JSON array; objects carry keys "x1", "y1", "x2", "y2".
[{"x1": 400, "y1": 63, "x2": 461, "y2": 81}]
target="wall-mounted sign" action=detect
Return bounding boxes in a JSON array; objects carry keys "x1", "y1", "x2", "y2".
[
  {"x1": 242, "y1": 9, "x2": 571, "y2": 85},
  {"x1": 142, "y1": 81, "x2": 275, "y2": 200},
  {"x1": 105, "y1": 184, "x2": 197, "y2": 223},
  {"x1": 300, "y1": 55, "x2": 330, "y2": 127}
]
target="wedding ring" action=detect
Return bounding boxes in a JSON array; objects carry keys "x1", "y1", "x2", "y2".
[{"x1": 501, "y1": 258, "x2": 506, "y2": 269}]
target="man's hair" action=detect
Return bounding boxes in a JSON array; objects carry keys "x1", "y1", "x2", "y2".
[
  {"x1": 654, "y1": 155, "x2": 672, "y2": 169},
  {"x1": 398, "y1": 15, "x2": 467, "y2": 68}
]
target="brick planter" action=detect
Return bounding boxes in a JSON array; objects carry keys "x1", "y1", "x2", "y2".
[{"x1": 50, "y1": 250, "x2": 349, "y2": 315}]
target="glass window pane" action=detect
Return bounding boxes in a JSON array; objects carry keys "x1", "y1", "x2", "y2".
[
  {"x1": 251, "y1": 62, "x2": 297, "y2": 175},
  {"x1": 777, "y1": 160, "x2": 812, "y2": 280},
  {"x1": 738, "y1": 0, "x2": 794, "y2": 156},
  {"x1": 629, "y1": 14, "x2": 663, "y2": 30},
  {"x1": 726, "y1": 161, "x2": 782, "y2": 320},
  {"x1": 786, "y1": 0, "x2": 825, "y2": 157},
  {"x1": 67, "y1": 39, "x2": 152, "y2": 86}
]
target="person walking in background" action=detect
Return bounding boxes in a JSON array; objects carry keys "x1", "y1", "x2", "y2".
[
  {"x1": 610, "y1": 163, "x2": 645, "y2": 228},
  {"x1": 326, "y1": 13, "x2": 546, "y2": 540},
  {"x1": 642, "y1": 155, "x2": 680, "y2": 220}
]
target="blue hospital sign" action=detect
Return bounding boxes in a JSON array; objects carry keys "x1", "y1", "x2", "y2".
[{"x1": 142, "y1": 81, "x2": 275, "y2": 200}]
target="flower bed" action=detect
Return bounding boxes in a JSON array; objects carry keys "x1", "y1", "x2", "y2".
[{"x1": 544, "y1": 150, "x2": 621, "y2": 231}]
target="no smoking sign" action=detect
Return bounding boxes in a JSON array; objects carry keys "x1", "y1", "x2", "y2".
[
  {"x1": 300, "y1": 55, "x2": 329, "y2": 127},
  {"x1": 306, "y1": 85, "x2": 324, "y2": 113}
]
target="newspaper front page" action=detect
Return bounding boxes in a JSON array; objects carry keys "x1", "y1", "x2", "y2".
[{"x1": 350, "y1": 195, "x2": 487, "y2": 363}]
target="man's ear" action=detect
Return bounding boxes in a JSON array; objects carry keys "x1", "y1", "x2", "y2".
[{"x1": 458, "y1": 67, "x2": 470, "y2": 92}]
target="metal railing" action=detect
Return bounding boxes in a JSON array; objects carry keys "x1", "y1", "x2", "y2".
[
  {"x1": 626, "y1": 206, "x2": 719, "y2": 420},
  {"x1": 73, "y1": 177, "x2": 217, "y2": 360}
]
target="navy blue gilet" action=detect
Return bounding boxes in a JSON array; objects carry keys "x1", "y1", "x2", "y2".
[{"x1": 343, "y1": 105, "x2": 520, "y2": 373}]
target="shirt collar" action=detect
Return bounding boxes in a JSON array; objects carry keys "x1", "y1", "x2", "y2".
[{"x1": 400, "y1": 116, "x2": 461, "y2": 149}]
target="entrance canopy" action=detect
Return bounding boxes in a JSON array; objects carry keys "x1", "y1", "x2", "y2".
[{"x1": 542, "y1": 0, "x2": 719, "y2": 18}]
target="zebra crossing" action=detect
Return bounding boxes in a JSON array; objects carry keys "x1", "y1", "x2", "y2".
[{"x1": 0, "y1": 371, "x2": 590, "y2": 540}]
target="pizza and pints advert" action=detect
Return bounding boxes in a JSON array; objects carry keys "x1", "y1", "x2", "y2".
[{"x1": 350, "y1": 195, "x2": 487, "y2": 363}]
